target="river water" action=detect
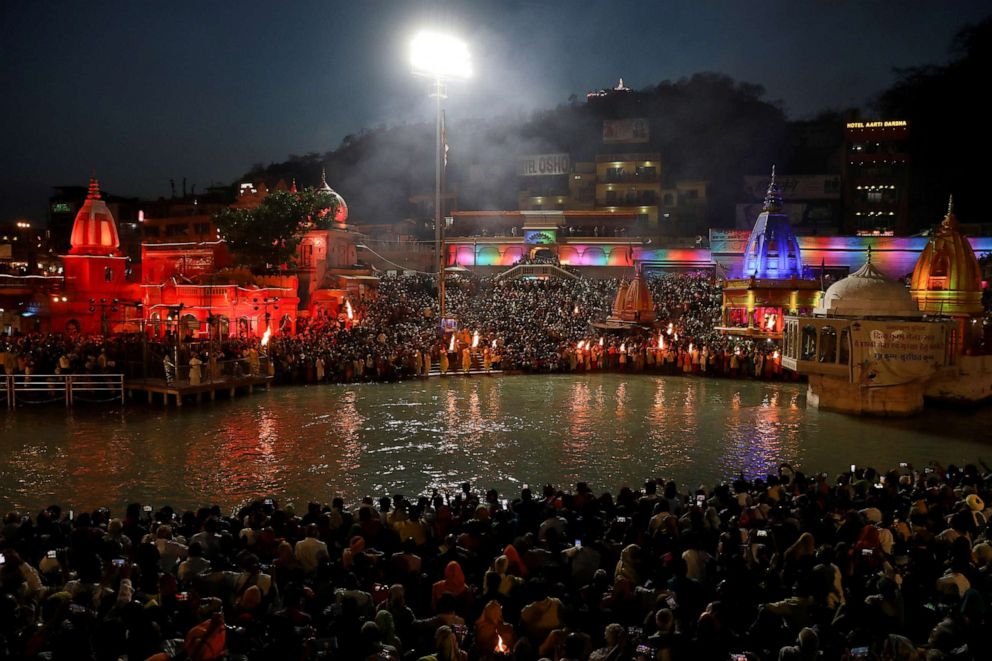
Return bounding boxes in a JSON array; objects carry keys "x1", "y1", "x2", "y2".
[{"x1": 1, "y1": 374, "x2": 989, "y2": 513}]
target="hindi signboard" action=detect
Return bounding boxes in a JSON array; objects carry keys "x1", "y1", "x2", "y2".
[{"x1": 850, "y1": 320, "x2": 948, "y2": 386}]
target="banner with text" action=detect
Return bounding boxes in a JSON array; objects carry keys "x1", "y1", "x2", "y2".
[{"x1": 603, "y1": 118, "x2": 649, "y2": 144}]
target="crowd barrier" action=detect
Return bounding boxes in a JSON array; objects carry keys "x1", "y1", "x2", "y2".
[{"x1": 2, "y1": 373, "x2": 124, "y2": 409}]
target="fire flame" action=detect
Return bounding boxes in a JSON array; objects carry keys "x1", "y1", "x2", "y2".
[
  {"x1": 688, "y1": 342, "x2": 693, "y2": 352},
  {"x1": 674, "y1": 332, "x2": 679, "y2": 342},
  {"x1": 667, "y1": 323, "x2": 674, "y2": 336},
  {"x1": 620, "y1": 343, "x2": 626, "y2": 352},
  {"x1": 495, "y1": 634, "x2": 509, "y2": 653},
  {"x1": 599, "y1": 336, "x2": 604, "y2": 346},
  {"x1": 345, "y1": 299, "x2": 354, "y2": 320},
  {"x1": 577, "y1": 340, "x2": 585, "y2": 350},
  {"x1": 472, "y1": 330, "x2": 480, "y2": 348},
  {"x1": 573, "y1": 304, "x2": 579, "y2": 315},
  {"x1": 773, "y1": 350, "x2": 780, "y2": 360},
  {"x1": 658, "y1": 335, "x2": 664, "y2": 350},
  {"x1": 260, "y1": 327, "x2": 271, "y2": 346},
  {"x1": 448, "y1": 334, "x2": 455, "y2": 352}
]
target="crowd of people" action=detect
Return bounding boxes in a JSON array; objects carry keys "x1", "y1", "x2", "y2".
[
  {"x1": 2, "y1": 460, "x2": 992, "y2": 659},
  {"x1": 0, "y1": 272, "x2": 789, "y2": 386}
]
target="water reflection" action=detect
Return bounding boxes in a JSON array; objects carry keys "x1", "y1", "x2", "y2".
[{"x1": 2, "y1": 374, "x2": 991, "y2": 512}]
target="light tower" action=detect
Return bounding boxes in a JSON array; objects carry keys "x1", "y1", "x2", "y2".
[{"x1": 409, "y1": 30, "x2": 472, "y2": 319}]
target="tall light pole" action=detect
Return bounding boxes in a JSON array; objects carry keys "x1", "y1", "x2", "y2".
[{"x1": 410, "y1": 30, "x2": 471, "y2": 320}]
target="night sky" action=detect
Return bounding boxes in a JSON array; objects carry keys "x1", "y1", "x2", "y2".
[{"x1": 1, "y1": 0, "x2": 989, "y2": 222}]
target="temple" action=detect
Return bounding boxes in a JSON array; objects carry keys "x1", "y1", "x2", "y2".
[
  {"x1": 49, "y1": 171, "x2": 366, "y2": 339},
  {"x1": 603, "y1": 267, "x2": 657, "y2": 327},
  {"x1": 718, "y1": 167, "x2": 822, "y2": 338},
  {"x1": 783, "y1": 199, "x2": 992, "y2": 414},
  {"x1": 910, "y1": 196, "x2": 984, "y2": 352}
]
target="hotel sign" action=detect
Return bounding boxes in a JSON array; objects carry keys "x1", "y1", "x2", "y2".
[
  {"x1": 518, "y1": 153, "x2": 571, "y2": 176},
  {"x1": 845, "y1": 120, "x2": 907, "y2": 129}
]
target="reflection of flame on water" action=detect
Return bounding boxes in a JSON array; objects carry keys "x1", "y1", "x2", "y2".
[
  {"x1": 472, "y1": 330, "x2": 479, "y2": 348},
  {"x1": 496, "y1": 634, "x2": 509, "y2": 653},
  {"x1": 260, "y1": 327, "x2": 271, "y2": 346},
  {"x1": 345, "y1": 299, "x2": 354, "y2": 320}
]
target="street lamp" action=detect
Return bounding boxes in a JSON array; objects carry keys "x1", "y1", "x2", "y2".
[{"x1": 410, "y1": 30, "x2": 471, "y2": 320}]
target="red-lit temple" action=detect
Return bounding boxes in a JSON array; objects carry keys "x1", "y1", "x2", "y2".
[{"x1": 46, "y1": 173, "x2": 366, "y2": 339}]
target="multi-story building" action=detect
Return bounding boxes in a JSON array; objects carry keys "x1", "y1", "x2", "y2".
[{"x1": 843, "y1": 119, "x2": 910, "y2": 236}]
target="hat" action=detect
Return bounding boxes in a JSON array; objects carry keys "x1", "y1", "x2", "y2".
[{"x1": 966, "y1": 494, "x2": 984, "y2": 512}]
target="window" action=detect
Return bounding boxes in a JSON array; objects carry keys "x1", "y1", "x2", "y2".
[
  {"x1": 801, "y1": 325, "x2": 817, "y2": 361},
  {"x1": 636, "y1": 166, "x2": 656, "y2": 178},
  {"x1": 165, "y1": 224, "x2": 189, "y2": 237},
  {"x1": 819, "y1": 325, "x2": 837, "y2": 363},
  {"x1": 605, "y1": 190, "x2": 618, "y2": 204},
  {"x1": 839, "y1": 328, "x2": 850, "y2": 364}
]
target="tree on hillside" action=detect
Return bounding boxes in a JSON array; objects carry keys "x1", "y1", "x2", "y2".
[
  {"x1": 878, "y1": 16, "x2": 992, "y2": 229},
  {"x1": 212, "y1": 189, "x2": 340, "y2": 272}
]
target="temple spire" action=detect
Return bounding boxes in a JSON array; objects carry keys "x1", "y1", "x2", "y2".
[
  {"x1": 762, "y1": 164, "x2": 783, "y2": 212},
  {"x1": 87, "y1": 172, "x2": 101, "y2": 200},
  {"x1": 319, "y1": 168, "x2": 329, "y2": 189},
  {"x1": 290, "y1": 178, "x2": 298, "y2": 193},
  {"x1": 941, "y1": 193, "x2": 959, "y2": 232}
]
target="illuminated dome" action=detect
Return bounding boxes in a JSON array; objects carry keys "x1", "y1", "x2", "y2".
[
  {"x1": 740, "y1": 167, "x2": 805, "y2": 279},
  {"x1": 69, "y1": 175, "x2": 120, "y2": 255},
  {"x1": 316, "y1": 168, "x2": 348, "y2": 223},
  {"x1": 816, "y1": 253, "x2": 921, "y2": 318},
  {"x1": 910, "y1": 197, "x2": 983, "y2": 317},
  {"x1": 620, "y1": 272, "x2": 656, "y2": 323}
]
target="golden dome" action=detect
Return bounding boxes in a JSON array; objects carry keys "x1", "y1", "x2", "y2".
[{"x1": 910, "y1": 197, "x2": 983, "y2": 317}]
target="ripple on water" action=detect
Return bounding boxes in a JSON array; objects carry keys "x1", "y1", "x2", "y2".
[{"x1": 2, "y1": 374, "x2": 992, "y2": 511}]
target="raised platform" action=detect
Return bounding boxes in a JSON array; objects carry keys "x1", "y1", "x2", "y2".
[{"x1": 124, "y1": 374, "x2": 272, "y2": 407}]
